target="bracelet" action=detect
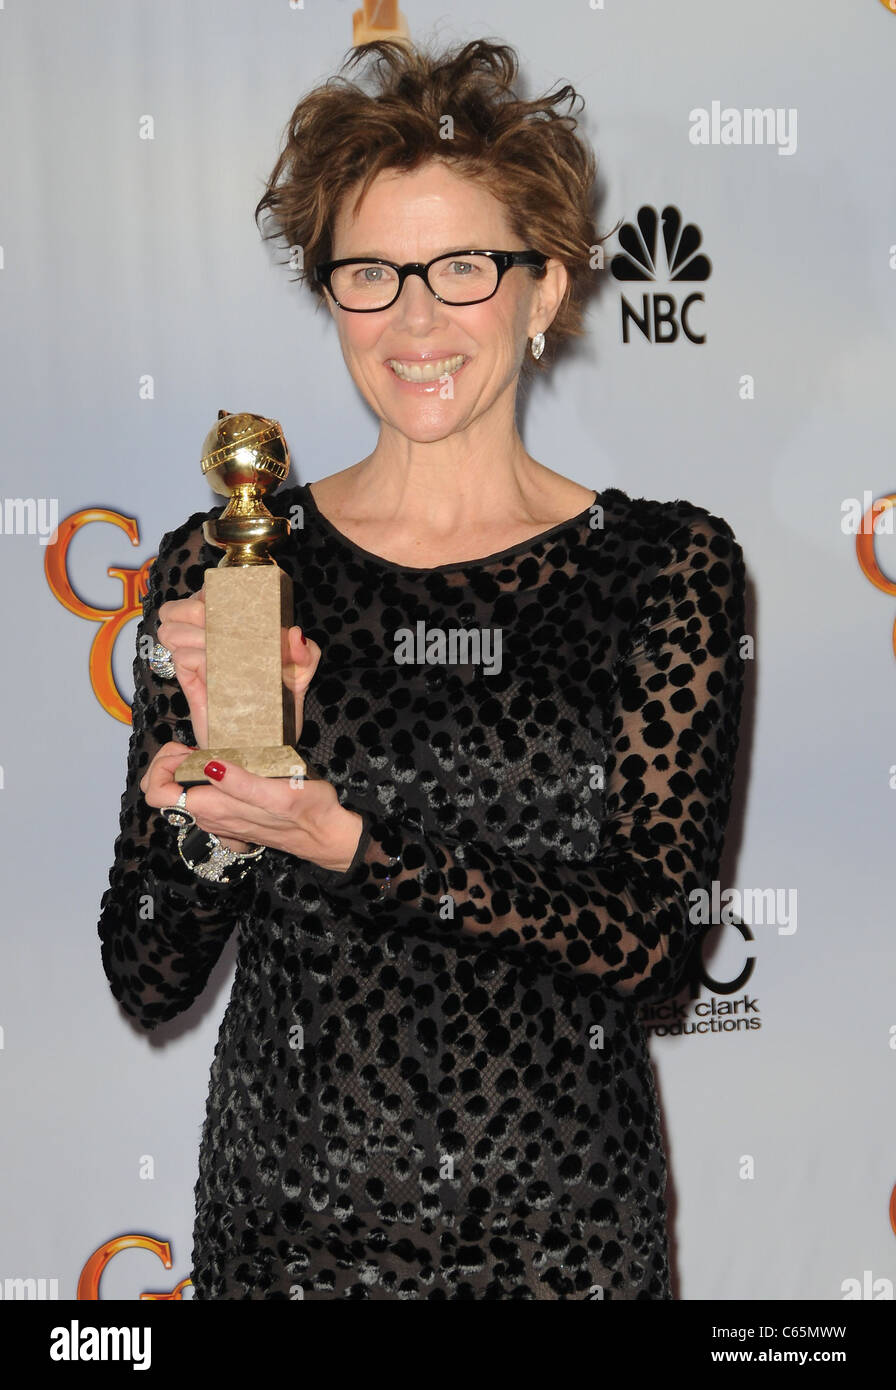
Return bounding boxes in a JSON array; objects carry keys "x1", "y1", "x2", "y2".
[
  {"x1": 178, "y1": 825, "x2": 265, "y2": 883},
  {"x1": 160, "y1": 791, "x2": 266, "y2": 884}
]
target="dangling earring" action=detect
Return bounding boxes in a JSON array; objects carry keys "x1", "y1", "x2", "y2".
[{"x1": 530, "y1": 331, "x2": 545, "y2": 360}]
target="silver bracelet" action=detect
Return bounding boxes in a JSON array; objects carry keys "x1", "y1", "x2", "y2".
[{"x1": 160, "y1": 790, "x2": 266, "y2": 883}]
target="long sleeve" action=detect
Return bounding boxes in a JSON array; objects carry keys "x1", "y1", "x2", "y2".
[
  {"x1": 301, "y1": 509, "x2": 746, "y2": 1004},
  {"x1": 97, "y1": 509, "x2": 256, "y2": 1031}
]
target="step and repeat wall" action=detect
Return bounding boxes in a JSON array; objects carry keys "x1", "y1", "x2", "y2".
[{"x1": 1, "y1": 0, "x2": 894, "y2": 1301}]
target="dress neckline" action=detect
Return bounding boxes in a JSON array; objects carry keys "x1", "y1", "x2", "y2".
[{"x1": 299, "y1": 481, "x2": 601, "y2": 574}]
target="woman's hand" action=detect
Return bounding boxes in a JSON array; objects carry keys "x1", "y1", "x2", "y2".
[
  {"x1": 140, "y1": 741, "x2": 364, "y2": 874},
  {"x1": 156, "y1": 589, "x2": 321, "y2": 750}
]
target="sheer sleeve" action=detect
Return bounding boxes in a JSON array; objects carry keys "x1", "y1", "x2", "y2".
[
  {"x1": 301, "y1": 509, "x2": 746, "y2": 1004},
  {"x1": 96, "y1": 508, "x2": 257, "y2": 1031}
]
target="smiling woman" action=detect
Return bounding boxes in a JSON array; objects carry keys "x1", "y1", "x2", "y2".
[
  {"x1": 255, "y1": 39, "x2": 606, "y2": 378},
  {"x1": 97, "y1": 36, "x2": 746, "y2": 1301}
]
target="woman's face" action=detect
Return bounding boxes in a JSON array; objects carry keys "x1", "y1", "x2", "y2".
[{"x1": 322, "y1": 160, "x2": 567, "y2": 444}]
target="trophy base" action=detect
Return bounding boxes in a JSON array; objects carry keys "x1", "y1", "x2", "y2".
[{"x1": 174, "y1": 747, "x2": 308, "y2": 784}]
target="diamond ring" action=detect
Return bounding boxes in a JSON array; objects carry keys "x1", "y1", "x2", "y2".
[
  {"x1": 160, "y1": 788, "x2": 195, "y2": 830},
  {"x1": 148, "y1": 641, "x2": 176, "y2": 679}
]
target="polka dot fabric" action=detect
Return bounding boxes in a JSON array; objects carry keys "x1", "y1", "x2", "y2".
[{"x1": 97, "y1": 480, "x2": 745, "y2": 1299}]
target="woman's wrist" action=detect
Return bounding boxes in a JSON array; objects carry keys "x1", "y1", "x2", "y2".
[
  {"x1": 184, "y1": 809, "x2": 365, "y2": 872},
  {"x1": 306, "y1": 806, "x2": 365, "y2": 874}
]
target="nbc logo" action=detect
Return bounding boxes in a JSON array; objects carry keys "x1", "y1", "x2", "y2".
[{"x1": 610, "y1": 205, "x2": 711, "y2": 345}]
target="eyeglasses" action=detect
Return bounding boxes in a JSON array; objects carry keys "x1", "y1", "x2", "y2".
[{"x1": 313, "y1": 249, "x2": 548, "y2": 312}]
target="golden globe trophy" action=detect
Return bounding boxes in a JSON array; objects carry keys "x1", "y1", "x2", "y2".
[{"x1": 174, "y1": 410, "x2": 307, "y2": 785}]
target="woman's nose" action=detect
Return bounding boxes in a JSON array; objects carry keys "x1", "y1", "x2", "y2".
[{"x1": 393, "y1": 270, "x2": 445, "y2": 325}]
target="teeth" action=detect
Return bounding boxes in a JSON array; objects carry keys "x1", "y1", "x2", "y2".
[{"x1": 388, "y1": 354, "x2": 465, "y2": 382}]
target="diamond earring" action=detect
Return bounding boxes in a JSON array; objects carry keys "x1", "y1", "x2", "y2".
[{"x1": 530, "y1": 331, "x2": 545, "y2": 360}]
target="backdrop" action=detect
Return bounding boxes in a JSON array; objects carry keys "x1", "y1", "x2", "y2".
[{"x1": 1, "y1": 0, "x2": 894, "y2": 1302}]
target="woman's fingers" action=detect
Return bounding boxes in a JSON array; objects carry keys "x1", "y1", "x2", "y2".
[
  {"x1": 157, "y1": 593, "x2": 206, "y2": 631},
  {"x1": 282, "y1": 626, "x2": 318, "y2": 689},
  {"x1": 141, "y1": 746, "x2": 301, "y2": 846},
  {"x1": 139, "y1": 739, "x2": 196, "y2": 800},
  {"x1": 153, "y1": 592, "x2": 210, "y2": 745},
  {"x1": 156, "y1": 619, "x2": 207, "y2": 657},
  {"x1": 282, "y1": 626, "x2": 321, "y2": 736},
  {"x1": 156, "y1": 594, "x2": 208, "y2": 669},
  {"x1": 153, "y1": 599, "x2": 321, "y2": 750}
]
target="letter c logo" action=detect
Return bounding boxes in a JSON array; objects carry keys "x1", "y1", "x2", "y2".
[
  {"x1": 698, "y1": 920, "x2": 756, "y2": 994},
  {"x1": 856, "y1": 494, "x2": 896, "y2": 657}
]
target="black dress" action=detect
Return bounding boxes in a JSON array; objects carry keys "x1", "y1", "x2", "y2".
[{"x1": 97, "y1": 480, "x2": 745, "y2": 1300}]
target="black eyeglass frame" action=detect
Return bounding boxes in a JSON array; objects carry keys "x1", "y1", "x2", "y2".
[{"x1": 313, "y1": 249, "x2": 548, "y2": 311}]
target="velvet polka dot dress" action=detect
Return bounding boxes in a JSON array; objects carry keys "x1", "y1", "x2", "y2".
[{"x1": 97, "y1": 479, "x2": 746, "y2": 1300}]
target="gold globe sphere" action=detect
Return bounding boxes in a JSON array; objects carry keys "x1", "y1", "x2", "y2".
[
  {"x1": 200, "y1": 410, "x2": 290, "y2": 496},
  {"x1": 200, "y1": 410, "x2": 292, "y2": 566}
]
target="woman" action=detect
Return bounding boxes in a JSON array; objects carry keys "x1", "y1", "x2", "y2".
[{"x1": 98, "y1": 38, "x2": 745, "y2": 1299}]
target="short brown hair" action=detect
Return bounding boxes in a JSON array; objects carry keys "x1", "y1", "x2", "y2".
[{"x1": 255, "y1": 37, "x2": 613, "y2": 375}]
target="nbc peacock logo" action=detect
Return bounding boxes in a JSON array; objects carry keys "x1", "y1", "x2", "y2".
[{"x1": 610, "y1": 205, "x2": 711, "y2": 345}]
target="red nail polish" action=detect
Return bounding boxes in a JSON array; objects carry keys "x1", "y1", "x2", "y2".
[
  {"x1": 204, "y1": 761, "x2": 226, "y2": 780},
  {"x1": 300, "y1": 631, "x2": 307, "y2": 645}
]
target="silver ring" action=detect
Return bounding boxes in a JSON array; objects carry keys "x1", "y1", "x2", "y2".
[
  {"x1": 160, "y1": 788, "x2": 195, "y2": 830},
  {"x1": 148, "y1": 641, "x2": 176, "y2": 678}
]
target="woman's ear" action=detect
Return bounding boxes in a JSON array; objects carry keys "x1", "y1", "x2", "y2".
[{"x1": 528, "y1": 258, "x2": 569, "y2": 337}]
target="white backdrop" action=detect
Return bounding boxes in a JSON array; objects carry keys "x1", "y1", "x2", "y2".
[{"x1": 1, "y1": 0, "x2": 894, "y2": 1301}]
